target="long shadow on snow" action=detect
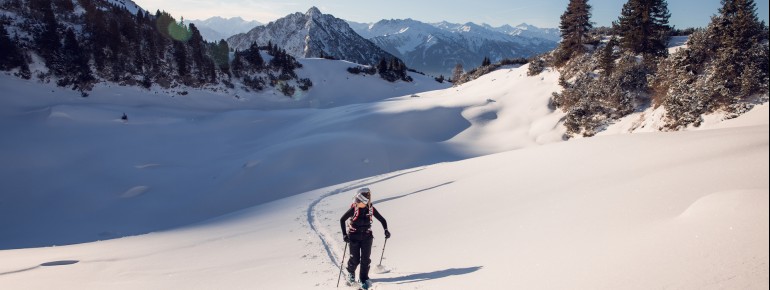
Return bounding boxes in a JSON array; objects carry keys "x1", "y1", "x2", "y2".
[
  {"x1": 0, "y1": 260, "x2": 80, "y2": 276},
  {"x1": 372, "y1": 266, "x2": 482, "y2": 284},
  {"x1": 377, "y1": 182, "x2": 454, "y2": 204}
]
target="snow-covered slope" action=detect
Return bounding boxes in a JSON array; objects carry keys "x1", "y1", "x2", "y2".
[
  {"x1": 0, "y1": 57, "x2": 449, "y2": 249},
  {"x1": 1, "y1": 50, "x2": 767, "y2": 289},
  {"x1": 0, "y1": 95, "x2": 765, "y2": 290},
  {"x1": 228, "y1": 7, "x2": 395, "y2": 66}
]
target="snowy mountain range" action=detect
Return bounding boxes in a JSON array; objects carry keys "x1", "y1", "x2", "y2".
[
  {"x1": 484, "y1": 23, "x2": 561, "y2": 42},
  {"x1": 188, "y1": 17, "x2": 263, "y2": 42},
  {"x1": 350, "y1": 19, "x2": 559, "y2": 76},
  {"x1": 223, "y1": 8, "x2": 558, "y2": 76},
  {"x1": 227, "y1": 7, "x2": 396, "y2": 66}
]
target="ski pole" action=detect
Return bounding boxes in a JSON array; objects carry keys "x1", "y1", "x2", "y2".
[
  {"x1": 336, "y1": 242, "x2": 348, "y2": 288},
  {"x1": 378, "y1": 238, "x2": 388, "y2": 266}
]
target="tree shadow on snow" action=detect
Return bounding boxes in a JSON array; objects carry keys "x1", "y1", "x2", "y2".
[{"x1": 372, "y1": 266, "x2": 482, "y2": 284}]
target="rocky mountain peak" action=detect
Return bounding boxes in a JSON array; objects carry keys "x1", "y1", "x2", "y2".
[
  {"x1": 306, "y1": 6, "x2": 322, "y2": 17},
  {"x1": 228, "y1": 8, "x2": 398, "y2": 66}
]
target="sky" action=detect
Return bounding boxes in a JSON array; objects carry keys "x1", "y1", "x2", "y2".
[{"x1": 132, "y1": 0, "x2": 769, "y2": 29}]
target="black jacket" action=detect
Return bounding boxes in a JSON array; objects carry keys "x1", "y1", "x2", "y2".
[{"x1": 340, "y1": 204, "x2": 388, "y2": 239}]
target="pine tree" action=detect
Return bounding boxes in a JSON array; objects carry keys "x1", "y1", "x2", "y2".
[
  {"x1": 557, "y1": 0, "x2": 593, "y2": 64},
  {"x1": 481, "y1": 56, "x2": 491, "y2": 67},
  {"x1": 270, "y1": 48, "x2": 287, "y2": 72},
  {"x1": 83, "y1": 1, "x2": 109, "y2": 72},
  {"x1": 615, "y1": 0, "x2": 671, "y2": 56},
  {"x1": 599, "y1": 37, "x2": 619, "y2": 76},
  {"x1": 61, "y1": 28, "x2": 93, "y2": 89},
  {"x1": 212, "y1": 40, "x2": 230, "y2": 75},
  {"x1": 0, "y1": 21, "x2": 24, "y2": 70},
  {"x1": 174, "y1": 40, "x2": 188, "y2": 77},
  {"x1": 375, "y1": 58, "x2": 386, "y2": 73},
  {"x1": 53, "y1": 0, "x2": 74, "y2": 13},
  {"x1": 231, "y1": 50, "x2": 244, "y2": 77},
  {"x1": 137, "y1": 15, "x2": 149, "y2": 75},
  {"x1": 187, "y1": 23, "x2": 207, "y2": 82},
  {"x1": 36, "y1": 1, "x2": 62, "y2": 74},
  {"x1": 106, "y1": 18, "x2": 125, "y2": 81},
  {"x1": 150, "y1": 12, "x2": 170, "y2": 70},
  {"x1": 709, "y1": 0, "x2": 767, "y2": 103},
  {"x1": 244, "y1": 42, "x2": 263, "y2": 68},
  {"x1": 452, "y1": 63, "x2": 464, "y2": 83},
  {"x1": 140, "y1": 11, "x2": 159, "y2": 75},
  {"x1": 659, "y1": 0, "x2": 768, "y2": 128}
]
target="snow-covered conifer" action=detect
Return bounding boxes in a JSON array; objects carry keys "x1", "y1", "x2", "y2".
[{"x1": 615, "y1": 0, "x2": 671, "y2": 57}]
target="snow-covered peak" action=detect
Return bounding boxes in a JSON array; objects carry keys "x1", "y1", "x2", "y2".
[
  {"x1": 189, "y1": 16, "x2": 263, "y2": 41},
  {"x1": 228, "y1": 8, "x2": 396, "y2": 65},
  {"x1": 306, "y1": 6, "x2": 322, "y2": 18},
  {"x1": 432, "y1": 21, "x2": 525, "y2": 42},
  {"x1": 356, "y1": 18, "x2": 440, "y2": 38},
  {"x1": 473, "y1": 22, "x2": 562, "y2": 42},
  {"x1": 499, "y1": 24, "x2": 516, "y2": 31},
  {"x1": 349, "y1": 18, "x2": 558, "y2": 76},
  {"x1": 432, "y1": 21, "x2": 461, "y2": 30},
  {"x1": 106, "y1": 0, "x2": 143, "y2": 14},
  {"x1": 462, "y1": 22, "x2": 482, "y2": 30},
  {"x1": 515, "y1": 23, "x2": 537, "y2": 30}
]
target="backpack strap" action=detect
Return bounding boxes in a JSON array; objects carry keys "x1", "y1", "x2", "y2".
[
  {"x1": 368, "y1": 204, "x2": 374, "y2": 223},
  {"x1": 351, "y1": 203, "x2": 361, "y2": 222}
]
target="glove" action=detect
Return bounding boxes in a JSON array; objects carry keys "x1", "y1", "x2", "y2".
[
  {"x1": 343, "y1": 235, "x2": 350, "y2": 243},
  {"x1": 384, "y1": 229, "x2": 391, "y2": 239}
]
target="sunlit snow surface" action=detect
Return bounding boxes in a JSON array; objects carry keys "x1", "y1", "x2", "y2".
[{"x1": 0, "y1": 62, "x2": 767, "y2": 289}]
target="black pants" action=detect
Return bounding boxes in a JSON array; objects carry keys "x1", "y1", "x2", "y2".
[{"x1": 347, "y1": 236, "x2": 374, "y2": 282}]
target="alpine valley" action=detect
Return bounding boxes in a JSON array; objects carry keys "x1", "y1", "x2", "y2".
[{"x1": 0, "y1": 1, "x2": 767, "y2": 290}]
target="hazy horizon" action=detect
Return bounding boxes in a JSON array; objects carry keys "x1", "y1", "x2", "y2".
[{"x1": 133, "y1": 0, "x2": 769, "y2": 29}]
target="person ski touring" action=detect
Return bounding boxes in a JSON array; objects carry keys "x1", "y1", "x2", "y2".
[{"x1": 340, "y1": 187, "x2": 390, "y2": 289}]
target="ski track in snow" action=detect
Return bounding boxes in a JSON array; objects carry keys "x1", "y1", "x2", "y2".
[{"x1": 305, "y1": 168, "x2": 427, "y2": 269}]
